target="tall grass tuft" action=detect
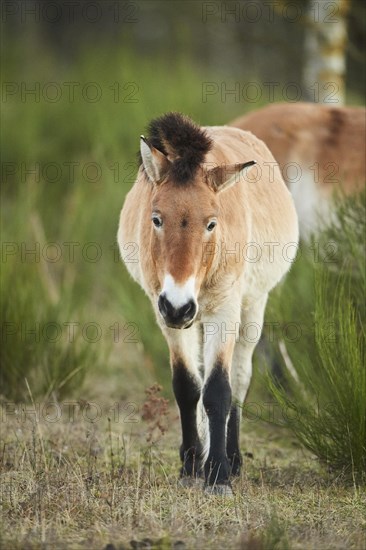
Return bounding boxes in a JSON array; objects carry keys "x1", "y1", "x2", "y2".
[
  {"x1": 266, "y1": 191, "x2": 366, "y2": 479},
  {"x1": 0, "y1": 181, "x2": 104, "y2": 400}
]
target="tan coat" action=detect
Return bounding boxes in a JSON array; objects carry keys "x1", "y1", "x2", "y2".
[
  {"x1": 230, "y1": 102, "x2": 365, "y2": 238},
  {"x1": 118, "y1": 115, "x2": 298, "y2": 492}
]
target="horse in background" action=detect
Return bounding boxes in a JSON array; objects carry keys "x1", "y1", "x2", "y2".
[{"x1": 230, "y1": 103, "x2": 365, "y2": 239}]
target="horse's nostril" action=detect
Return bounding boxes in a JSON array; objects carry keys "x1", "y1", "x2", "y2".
[
  {"x1": 181, "y1": 300, "x2": 197, "y2": 320},
  {"x1": 182, "y1": 300, "x2": 194, "y2": 317},
  {"x1": 158, "y1": 294, "x2": 168, "y2": 316}
]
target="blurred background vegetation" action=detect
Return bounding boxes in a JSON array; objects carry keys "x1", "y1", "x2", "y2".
[
  {"x1": 1, "y1": 0, "x2": 365, "y2": 475},
  {"x1": 265, "y1": 191, "x2": 365, "y2": 478}
]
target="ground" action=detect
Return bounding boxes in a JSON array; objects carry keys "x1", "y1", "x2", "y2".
[{"x1": 1, "y1": 354, "x2": 365, "y2": 550}]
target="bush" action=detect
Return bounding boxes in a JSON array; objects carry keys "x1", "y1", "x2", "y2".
[{"x1": 266, "y1": 191, "x2": 366, "y2": 479}]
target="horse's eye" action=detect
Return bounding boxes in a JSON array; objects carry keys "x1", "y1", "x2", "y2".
[
  {"x1": 152, "y1": 216, "x2": 162, "y2": 228},
  {"x1": 207, "y1": 220, "x2": 217, "y2": 232}
]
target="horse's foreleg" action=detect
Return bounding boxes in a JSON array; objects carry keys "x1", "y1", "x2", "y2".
[
  {"x1": 164, "y1": 325, "x2": 203, "y2": 478},
  {"x1": 202, "y1": 313, "x2": 239, "y2": 493},
  {"x1": 228, "y1": 294, "x2": 268, "y2": 475}
]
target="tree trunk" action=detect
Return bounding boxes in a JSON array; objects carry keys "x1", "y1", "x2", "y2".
[{"x1": 303, "y1": 0, "x2": 350, "y2": 105}]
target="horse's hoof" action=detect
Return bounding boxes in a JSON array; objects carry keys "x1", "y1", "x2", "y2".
[
  {"x1": 179, "y1": 477, "x2": 204, "y2": 488},
  {"x1": 204, "y1": 483, "x2": 233, "y2": 497}
]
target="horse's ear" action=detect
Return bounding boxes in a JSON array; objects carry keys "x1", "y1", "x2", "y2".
[
  {"x1": 140, "y1": 136, "x2": 170, "y2": 183},
  {"x1": 206, "y1": 161, "x2": 257, "y2": 193}
]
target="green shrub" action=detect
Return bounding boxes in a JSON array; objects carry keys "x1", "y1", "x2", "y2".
[{"x1": 266, "y1": 191, "x2": 366, "y2": 479}]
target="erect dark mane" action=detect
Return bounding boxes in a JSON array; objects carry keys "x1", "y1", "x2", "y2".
[{"x1": 140, "y1": 112, "x2": 212, "y2": 184}]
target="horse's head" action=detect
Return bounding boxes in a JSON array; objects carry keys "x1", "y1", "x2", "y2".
[{"x1": 140, "y1": 113, "x2": 255, "y2": 329}]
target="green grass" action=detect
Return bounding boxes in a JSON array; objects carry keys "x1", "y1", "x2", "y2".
[
  {"x1": 1, "y1": 43, "x2": 257, "y2": 398},
  {"x1": 0, "y1": 183, "x2": 100, "y2": 400},
  {"x1": 1, "y1": 37, "x2": 366, "y2": 549},
  {"x1": 265, "y1": 192, "x2": 366, "y2": 479},
  {"x1": 2, "y1": 39, "x2": 365, "y2": 401}
]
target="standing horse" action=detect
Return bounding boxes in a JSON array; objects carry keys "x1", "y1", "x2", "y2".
[
  {"x1": 230, "y1": 103, "x2": 366, "y2": 239},
  {"x1": 118, "y1": 113, "x2": 298, "y2": 495}
]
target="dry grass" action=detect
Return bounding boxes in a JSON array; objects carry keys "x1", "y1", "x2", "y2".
[{"x1": 1, "y1": 385, "x2": 365, "y2": 550}]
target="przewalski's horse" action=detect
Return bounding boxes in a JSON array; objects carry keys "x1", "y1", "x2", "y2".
[
  {"x1": 230, "y1": 102, "x2": 366, "y2": 239},
  {"x1": 118, "y1": 113, "x2": 298, "y2": 495}
]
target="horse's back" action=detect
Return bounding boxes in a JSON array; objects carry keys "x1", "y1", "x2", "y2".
[
  {"x1": 230, "y1": 103, "x2": 366, "y2": 193},
  {"x1": 205, "y1": 125, "x2": 299, "y2": 302},
  {"x1": 205, "y1": 125, "x2": 298, "y2": 244}
]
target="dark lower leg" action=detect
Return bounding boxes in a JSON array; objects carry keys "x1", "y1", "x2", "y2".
[
  {"x1": 226, "y1": 404, "x2": 242, "y2": 476},
  {"x1": 203, "y1": 363, "x2": 231, "y2": 485},
  {"x1": 172, "y1": 360, "x2": 203, "y2": 477}
]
